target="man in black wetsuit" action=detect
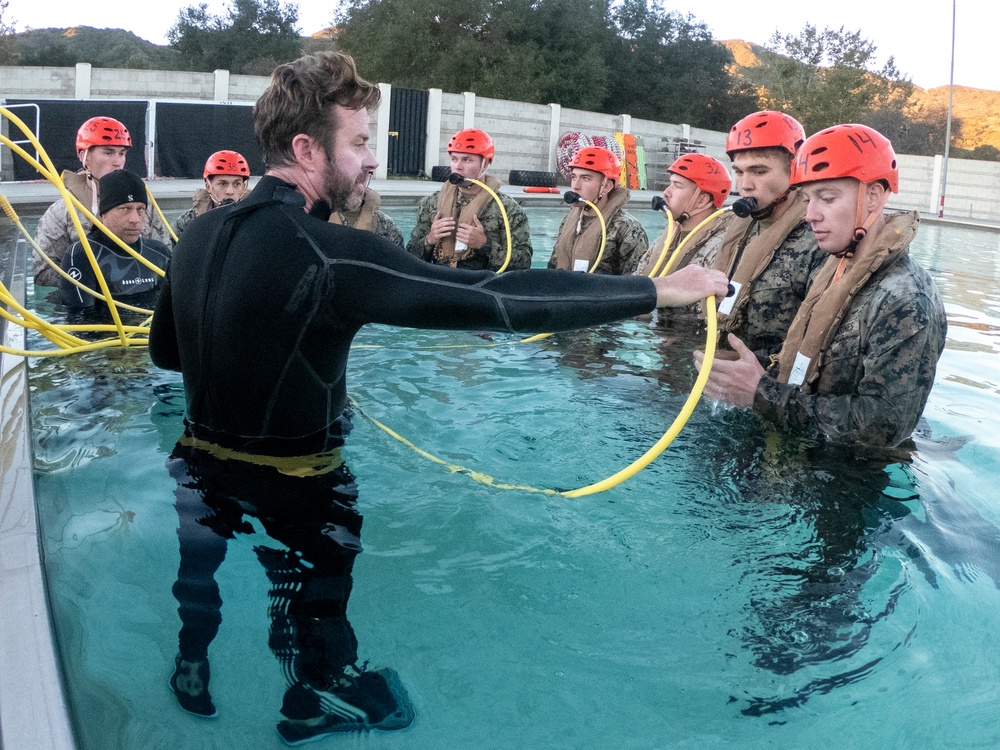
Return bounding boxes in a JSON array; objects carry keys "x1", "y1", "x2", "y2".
[
  {"x1": 149, "y1": 51, "x2": 728, "y2": 743},
  {"x1": 59, "y1": 169, "x2": 170, "y2": 324}
]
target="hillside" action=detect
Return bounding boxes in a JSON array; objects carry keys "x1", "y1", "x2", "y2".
[
  {"x1": 722, "y1": 39, "x2": 999, "y2": 150},
  {"x1": 10, "y1": 26, "x2": 336, "y2": 70},
  {"x1": 916, "y1": 86, "x2": 1000, "y2": 150}
]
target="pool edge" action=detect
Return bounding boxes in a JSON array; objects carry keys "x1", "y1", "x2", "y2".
[{"x1": 0, "y1": 229, "x2": 77, "y2": 750}]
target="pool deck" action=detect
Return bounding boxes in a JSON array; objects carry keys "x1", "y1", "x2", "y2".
[
  {"x1": 0, "y1": 175, "x2": 998, "y2": 750},
  {"x1": 0, "y1": 230, "x2": 76, "y2": 750}
]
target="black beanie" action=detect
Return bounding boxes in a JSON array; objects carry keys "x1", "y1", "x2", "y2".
[{"x1": 98, "y1": 169, "x2": 148, "y2": 214}]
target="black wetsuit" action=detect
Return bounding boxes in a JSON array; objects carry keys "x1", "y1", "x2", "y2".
[
  {"x1": 149, "y1": 176, "x2": 657, "y2": 456},
  {"x1": 149, "y1": 176, "x2": 659, "y2": 725}
]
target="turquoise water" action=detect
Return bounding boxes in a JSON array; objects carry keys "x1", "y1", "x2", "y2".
[{"x1": 28, "y1": 207, "x2": 1000, "y2": 749}]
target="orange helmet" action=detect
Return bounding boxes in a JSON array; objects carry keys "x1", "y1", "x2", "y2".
[
  {"x1": 569, "y1": 146, "x2": 621, "y2": 181},
  {"x1": 76, "y1": 116, "x2": 132, "y2": 151},
  {"x1": 790, "y1": 124, "x2": 898, "y2": 193},
  {"x1": 668, "y1": 154, "x2": 732, "y2": 208},
  {"x1": 203, "y1": 150, "x2": 251, "y2": 179},
  {"x1": 726, "y1": 111, "x2": 805, "y2": 159},
  {"x1": 447, "y1": 129, "x2": 495, "y2": 160}
]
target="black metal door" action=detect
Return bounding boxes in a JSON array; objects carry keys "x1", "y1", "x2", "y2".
[{"x1": 388, "y1": 88, "x2": 428, "y2": 177}]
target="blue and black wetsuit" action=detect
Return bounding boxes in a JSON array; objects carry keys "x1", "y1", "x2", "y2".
[
  {"x1": 60, "y1": 229, "x2": 169, "y2": 324},
  {"x1": 149, "y1": 175, "x2": 657, "y2": 456}
]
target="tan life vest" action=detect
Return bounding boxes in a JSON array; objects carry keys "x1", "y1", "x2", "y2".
[
  {"x1": 550, "y1": 185, "x2": 630, "y2": 271},
  {"x1": 431, "y1": 176, "x2": 501, "y2": 267},
  {"x1": 775, "y1": 211, "x2": 918, "y2": 388},
  {"x1": 638, "y1": 210, "x2": 731, "y2": 277},
  {"x1": 61, "y1": 169, "x2": 98, "y2": 216},
  {"x1": 714, "y1": 190, "x2": 808, "y2": 333},
  {"x1": 328, "y1": 187, "x2": 381, "y2": 232}
]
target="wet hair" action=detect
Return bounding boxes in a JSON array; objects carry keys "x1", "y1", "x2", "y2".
[{"x1": 252, "y1": 52, "x2": 381, "y2": 169}]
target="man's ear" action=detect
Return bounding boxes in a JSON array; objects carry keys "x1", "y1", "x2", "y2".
[
  {"x1": 865, "y1": 181, "x2": 888, "y2": 213},
  {"x1": 291, "y1": 133, "x2": 322, "y2": 172}
]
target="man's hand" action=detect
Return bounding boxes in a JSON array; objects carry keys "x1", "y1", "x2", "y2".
[
  {"x1": 456, "y1": 215, "x2": 488, "y2": 251},
  {"x1": 652, "y1": 265, "x2": 730, "y2": 308},
  {"x1": 693, "y1": 333, "x2": 764, "y2": 407},
  {"x1": 426, "y1": 216, "x2": 456, "y2": 246}
]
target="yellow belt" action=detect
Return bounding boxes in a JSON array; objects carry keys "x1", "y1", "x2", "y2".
[{"x1": 178, "y1": 435, "x2": 345, "y2": 477}]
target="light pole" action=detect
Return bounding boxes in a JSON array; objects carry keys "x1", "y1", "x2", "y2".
[{"x1": 939, "y1": 0, "x2": 956, "y2": 218}]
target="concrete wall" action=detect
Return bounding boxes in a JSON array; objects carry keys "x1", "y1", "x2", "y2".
[{"x1": 2, "y1": 63, "x2": 997, "y2": 221}]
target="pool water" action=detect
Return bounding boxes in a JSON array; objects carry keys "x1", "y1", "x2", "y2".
[{"x1": 27, "y1": 207, "x2": 1000, "y2": 749}]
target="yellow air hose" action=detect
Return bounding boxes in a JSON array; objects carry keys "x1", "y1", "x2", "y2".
[
  {"x1": 656, "y1": 208, "x2": 728, "y2": 278},
  {"x1": 354, "y1": 297, "x2": 719, "y2": 498},
  {"x1": 519, "y1": 191, "x2": 607, "y2": 345},
  {"x1": 448, "y1": 174, "x2": 514, "y2": 272},
  {"x1": 645, "y1": 207, "x2": 676, "y2": 278}
]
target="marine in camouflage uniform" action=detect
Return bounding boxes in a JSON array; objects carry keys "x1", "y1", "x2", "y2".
[
  {"x1": 407, "y1": 189, "x2": 532, "y2": 271},
  {"x1": 174, "y1": 188, "x2": 229, "y2": 239},
  {"x1": 548, "y1": 208, "x2": 649, "y2": 276},
  {"x1": 638, "y1": 210, "x2": 736, "y2": 278},
  {"x1": 330, "y1": 188, "x2": 404, "y2": 248},
  {"x1": 714, "y1": 199, "x2": 827, "y2": 366},
  {"x1": 33, "y1": 169, "x2": 172, "y2": 287},
  {"x1": 756, "y1": 211, "x2": 946, "y2": 448}
]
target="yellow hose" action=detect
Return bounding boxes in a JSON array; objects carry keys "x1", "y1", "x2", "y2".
[
  {"x1": 148, "y1": 187, "x2": 178, "y2": 244},
  {"x1": 356, "y1": 297, "x2": 719, "y2": 498},
  {"x1": 456, "y1": 177, "x2": 513, "y2": 273},
  {"x1": 657, "y1": 208, "x2": 728, "y2": 278},
  {"x1": 519, "y1": 196, "x2": 607, "y2": 345},
  {"x1": 645, "y1": 208, "x2": 675, "y2": 278}
]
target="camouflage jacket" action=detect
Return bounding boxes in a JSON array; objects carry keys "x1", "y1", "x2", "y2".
[
  {"x1": 173, "y1": 188, "x2": 218, "y2": 239},
  {"x1": 406, "y1": 188, "x2": 532, "y2": 271},
  {"x1": 547, "y1": 210, "x2": 649, "y2": 276},
  {"x1": 755, "y1": 251, "x2": 947, "y2": 448},
  {"x1": 721, "y1": 218, "x2": 826, "y2": 365},
  {"x1": 33, "y1": 170, "x2": 172, "y2": 287},
  {"x1": 340, "y1": 210, "x2": 404, "y2": 248}
]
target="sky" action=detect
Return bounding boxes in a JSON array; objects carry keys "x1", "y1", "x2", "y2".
[{"x1": 6, "y1": 0, "x2": 997, "y2": 93}]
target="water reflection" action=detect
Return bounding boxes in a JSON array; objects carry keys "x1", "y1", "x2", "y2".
[{"x1": 166, "y1": 417, "x2": 415, "y2": 736}]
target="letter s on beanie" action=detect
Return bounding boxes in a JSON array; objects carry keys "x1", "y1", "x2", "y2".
[{"x1": 99, "y1": 169, "x2": 148, "y2": 214}]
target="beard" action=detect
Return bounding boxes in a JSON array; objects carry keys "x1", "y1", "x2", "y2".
[{"x1": 323, "y1": 155, "x2": 367, "y2": 213}]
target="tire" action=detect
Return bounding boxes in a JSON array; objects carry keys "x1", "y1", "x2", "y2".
[
  {"x1": 508, "y1": 169, "x2": 559, "y2": 188},
  {"x1": 431, "y1": 165, "x2": 451, "y2": 182}
]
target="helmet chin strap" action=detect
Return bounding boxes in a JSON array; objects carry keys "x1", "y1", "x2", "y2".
[
  {"x1": 750, "y1": 187, "x2": 792, "y2": 220},
  {"x1": 831, "y1": 184, "x2": 889, "y2": 282},
  {"x1": 837, "y1": 184, "x2": 887, "y2": 259},
  {"x1": 674, "y1": 191, "x2": 700, "y2": 225}
]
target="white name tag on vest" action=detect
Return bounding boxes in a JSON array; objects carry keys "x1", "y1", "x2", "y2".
[
  {"x1": 788, "y1": 352, "x2": 811, "y2": 387},
  {"x1": 717, "y1": 280, "x2": 742, "y2": 316},
  {"x1": 573, "y1": 259, "x2": 590, "y2": 272}
]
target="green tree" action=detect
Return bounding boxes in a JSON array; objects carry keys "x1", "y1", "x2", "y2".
[
  {"x1": 168, "y1": 0, "x2": 302, "y2": 74},
  {"x1": 752, "y1": 24, "x2": 914, "y2": 135},
  {"x1": 0, "y1": 0, "x2": 20, "y2": 65},
  {"x1": 335, "y1": 0, "x2": 613, "y2": 109},
  {"x1": 603, "y1": 0, "x2": 756, "y2": 129}
]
